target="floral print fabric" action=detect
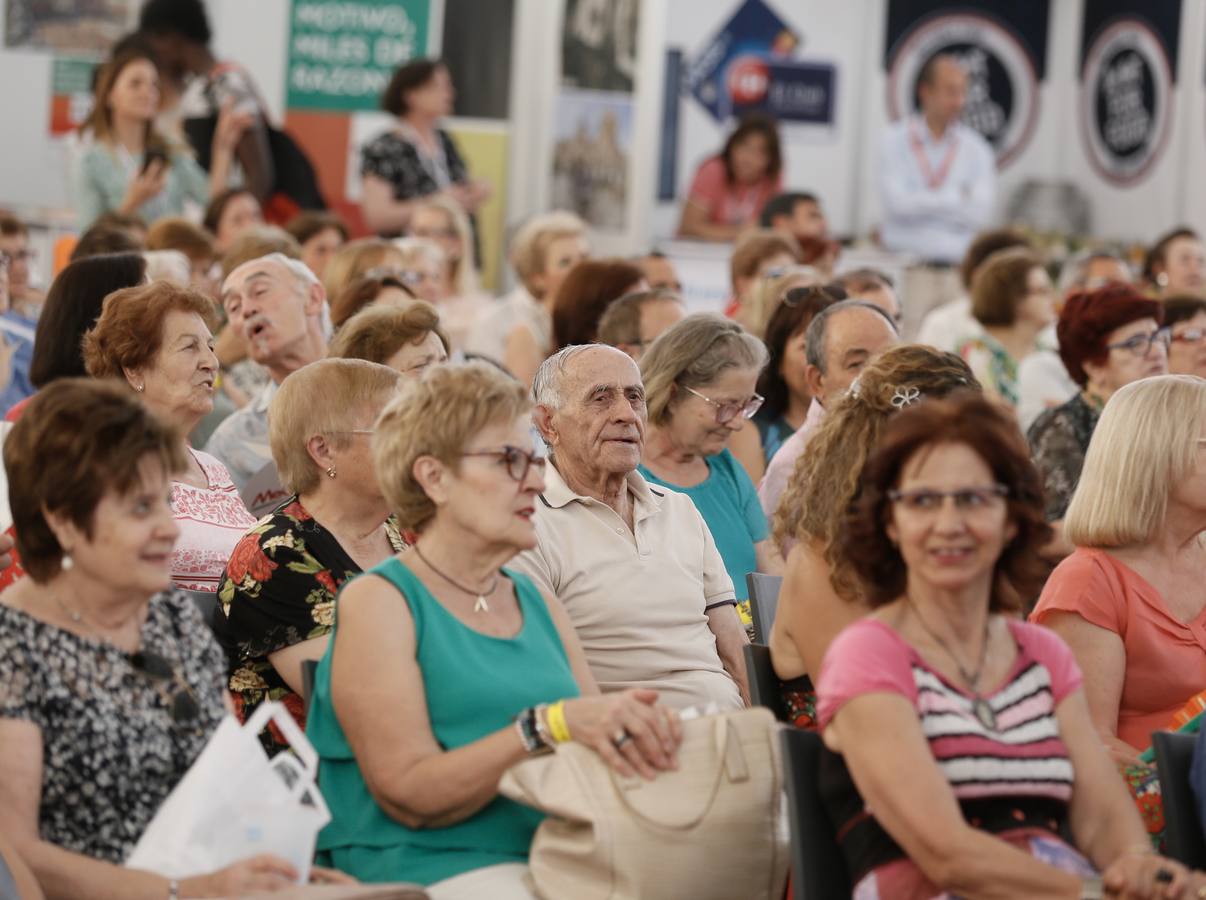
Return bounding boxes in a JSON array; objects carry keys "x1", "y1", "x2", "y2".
[
  {"x1": 1027, "y1": 393, "x2": 1100, "y2": 521},
  {"x1": 215, "y1": 496, "x2": 405, "y2": 755}
]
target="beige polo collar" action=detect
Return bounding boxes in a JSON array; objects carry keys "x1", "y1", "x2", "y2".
[{"x1": 540, "y1": 460, "x2": 663, "y2": 512}]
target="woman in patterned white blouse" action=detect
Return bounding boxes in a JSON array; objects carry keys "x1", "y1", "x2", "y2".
[
  {"x1": 360, "y1": 58, "x2": 490, "y2": 237},
  {"x1": 84, "y1": 281, "x2": 256, "y2": 595}
]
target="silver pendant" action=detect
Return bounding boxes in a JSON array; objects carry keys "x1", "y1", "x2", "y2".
[
  {"x1": 474, "y1": 595, "x2": 489, "y2": 613},
  {"x1": 973, "y1": 697, "x2": 997, "y2": 731}
]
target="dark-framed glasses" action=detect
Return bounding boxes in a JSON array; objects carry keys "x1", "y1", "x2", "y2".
[
  {"x1": 129, "y1": 650, "x2": 200, "y2": 724},
  {"x1": 1107, "y1": 327, "x2": 1171, "y2": 357},
  {"x1": 461, "y1": 445, "x2": 547, "y2": 483},
  {"x1": 683, "y1": 385, "x2": 764, "y2": 424},
  {"x1": 1172, "y1": 327, "x2": 1206, "y2": 346},
  {"x1": 888, "y1": 484, "x2": 1010, "y2": 513}
]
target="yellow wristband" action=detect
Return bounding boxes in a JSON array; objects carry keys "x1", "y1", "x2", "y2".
[{"x1": 546, "y1": 700, "x2": 571, "y2": 744}]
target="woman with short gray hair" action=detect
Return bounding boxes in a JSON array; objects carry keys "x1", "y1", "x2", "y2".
[{"x1": 638, "y1": 314, "x2": 781, "y2": 635}]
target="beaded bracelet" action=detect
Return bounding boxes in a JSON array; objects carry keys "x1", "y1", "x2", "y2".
[{"x1": 514, "y1": 707, "x2": 544, "y2": 753}]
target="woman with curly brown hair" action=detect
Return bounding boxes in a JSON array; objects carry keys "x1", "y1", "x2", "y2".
[
  {"x1": 768, "y1": 345, "x2": 979, "y2": 703},
  {"x1": 814, "y1": 393, "x2": 1195, "y2": 898}
]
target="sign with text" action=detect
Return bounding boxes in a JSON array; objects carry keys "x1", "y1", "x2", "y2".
[
  {"x1": 49, "y1": 58, "x2": 98, "y2": 136},
  {"x1": 285, "y1": 0, "x2": 430, "y2": 113}
]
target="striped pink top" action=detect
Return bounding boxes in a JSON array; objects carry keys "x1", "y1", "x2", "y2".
[{"x1": 817, "y1": 618, "x2": 1082, "y2": 803}]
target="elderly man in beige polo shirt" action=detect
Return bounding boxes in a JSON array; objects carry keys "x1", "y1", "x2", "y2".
[{"x1": 509, "y1": 344, "x2": 749, "y2": 710}]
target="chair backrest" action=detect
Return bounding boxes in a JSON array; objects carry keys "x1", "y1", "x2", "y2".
[
  {"x1": 301, "y1": 659, "x2": 319, "y2": 718},
  {"x1": 1153, "y1": 730, "x2": 1206, "y2": 868},
  {"x1": 179, "y1": 588, "x2": 220, "y2": 633},
  {"x1": 746, "y1": 573, "x2": 782, "y2": 644},
  {"x1": 780, "y1": 728, "x2": 853, "y2": 900},
  {"x1": 744, "y1": 642, "x2": 789, "y2": 723}
]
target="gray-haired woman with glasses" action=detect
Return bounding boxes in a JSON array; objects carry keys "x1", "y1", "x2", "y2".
[
  {"x1": 0, "y1": 379, "x2": 302, "y2": 897},
  {"x1": 638, "y1": 314, "x2": 783, "y2": 636},
  {"x1": 215, "y1": 359, "x2": 407, "y2": 757}
]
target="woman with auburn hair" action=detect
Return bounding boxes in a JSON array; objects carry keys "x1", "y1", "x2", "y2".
[
  {"x1": 216, "y1": 358, "x2": 406, "y2": 755},
  {"x1": 1032, "y1": 375, "x2": 1206, "y2": 759},
  {"x1": 83, "y1": 281, "x2": 256, "y2": 594},
  {"x1": 285, "y1": 211, "x2": 349, "y2": 282},
  {"x1": 768, "y1": 345, "x2": 978, "y2": 726},
  {"x1": 550, "y1": 258, "x2": 646, "y2": 351},
  {"x1": 816, "y1": 393, "x2": 1196, "y2": 897},
  {"x1": 72, "y1": 45, "x2": 246, "y2": 230},
  {"x1": 678, "y1": 113, "x2": 784, "y2": 243},
  {"x1": 329, "y1": 302, "x2": 450, "y2": 378},
  {"x1": 203, "y1": 188, "x2": 263, "y2": 255},
  {"x1": 330, "y1": 273, "x2": 416, "y2": 329}
]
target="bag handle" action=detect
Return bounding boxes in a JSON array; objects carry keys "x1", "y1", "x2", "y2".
[{"x1": 243, "y1": 701, "x2": 318, "y2": 774}]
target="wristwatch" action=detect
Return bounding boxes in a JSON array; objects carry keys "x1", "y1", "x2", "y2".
[{"x1": 1080, "y1": 876, "x2": 1104, "y2": 899}]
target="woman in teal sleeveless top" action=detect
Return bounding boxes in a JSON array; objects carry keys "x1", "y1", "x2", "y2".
[{"x1": 307, "y1": 363, "x2": 681, "y2": 893}]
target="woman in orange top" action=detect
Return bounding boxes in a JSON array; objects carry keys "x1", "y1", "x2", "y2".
[{"x1": 1031, "y1": 375, "x2": 1206, "y2": 759}]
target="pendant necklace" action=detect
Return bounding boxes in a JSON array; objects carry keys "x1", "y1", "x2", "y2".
[
  {"x1": 413, "y1": 544, "x2": 499, "y2": 613},
  {"x1": 908, "y1": 601, "x2": 997, "y2": 731}
]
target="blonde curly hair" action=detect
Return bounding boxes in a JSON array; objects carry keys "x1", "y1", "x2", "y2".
[{"x1": 773, "y1": 344, "x2": 979, "y2": 599}]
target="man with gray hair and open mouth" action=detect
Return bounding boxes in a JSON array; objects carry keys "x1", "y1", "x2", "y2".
[
  {"x1": 509, "y1": 344, "x2": 750, "y2": 711},
  {"x1": 206, "y1": 253, "x2": 330, "y2": 491}
]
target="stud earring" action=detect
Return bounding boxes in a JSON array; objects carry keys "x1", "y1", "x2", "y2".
[
  {"x1": 60, "y1": 553, "x2": 74, "y2": 571},
  {"x1": 326, "y1": 466, "x2": 336, "y2": 479},
  {"x1": 136, "y1": 383, "x2": 145, "y2": 393}
]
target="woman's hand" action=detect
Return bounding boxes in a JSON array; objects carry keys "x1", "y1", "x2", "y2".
[
  {"x1": 121, "y1": 159, "x2": 168, "y2": 212},
  {"x1": 1101, "y1": 850, "x2": 1190, "y2": 899},
  {"x1": 180, "y1": 854, "x2": 298, "y2": 896},
  {"x1": 309, "y1": 865, "x2": 357, "y2": 885},
  {"x1": 212, "y1": 99, "x2": 255, "y2": 159},
  {"x1": 562, "y1": 689, "x2": 681, "y2": 780}
]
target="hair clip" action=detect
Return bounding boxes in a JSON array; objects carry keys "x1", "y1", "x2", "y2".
[{"x1": 891, "y1": 386, "x2": 922, "y2": 409}]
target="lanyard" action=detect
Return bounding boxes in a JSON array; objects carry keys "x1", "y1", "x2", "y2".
[{"x1": 909, "y1": 121, "x2": 960, "y2": 191}]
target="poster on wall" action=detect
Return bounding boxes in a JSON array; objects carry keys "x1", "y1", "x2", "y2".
[
  {"x1": 4, "y1": 0, "x2": 136, "y2": 53},
  {"x1": 1078, "y1": 2, "x2": 1180, "y2": 187},
  {"x1": 561, "y1": 0, "x2": 639, "y2": 92},
  {"x1": 48, "y1": 58, "x2": 99, "y2": 136},
  {"x1": 551, "y1": 90, "x2": 633, "y2": 231},
  {"x1": 285, "y1": 0, "x2": 430, "y2": 113},
  {"x1": 884, "y1": 0, "x2": 1048, "y2": 168}
]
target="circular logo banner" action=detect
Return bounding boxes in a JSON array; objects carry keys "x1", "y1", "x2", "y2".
[
  {"x1": 1080, "y1": 19, "x2": 1172, "y2": 187},
  {"x1": 887, "y1": 13, "x2": 1039, "y2": 169}
]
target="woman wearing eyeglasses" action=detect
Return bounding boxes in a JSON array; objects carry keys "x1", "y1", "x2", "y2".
[
  {"x1": 215, "y1": 359, "x2": 407, "y2": 756},
  {"x1": 1164, "y1": 296, "x2": 1206, "y2": 378},
  {"x1": 306, "y1": 362, "x2": 680, "y2": 892},
  {"x1": 636, "y1": 314, "x2": 782, "y2": 637},
  {"x1": 0, "y1": 380, "x2": 301, "y2": 896},
  {"x1": 816, "y1": 392, "x2": 1195, "y2": 898},
  {"x1": 1027, "y1": 285, "x2": 1168, "y2": 529}
]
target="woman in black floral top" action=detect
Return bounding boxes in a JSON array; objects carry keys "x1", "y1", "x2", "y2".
[
  {"x1": 216, "y1": 360, "x2": 408, "y2": 754},
  {"x1": 0, "y1": 380, "x2": 297, "y2": 895},
  {"x1": 1028, "y1": 285, "x2": 1167, "y2": 522},
  {"x1": 359, "y1": 58, "x2": 489, "y2": 239}
]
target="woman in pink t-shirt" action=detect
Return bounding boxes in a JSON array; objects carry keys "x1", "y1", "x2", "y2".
[
  {"x1": 1031, "y1": 375, "x2": 1206, "y2": 758},
  {"x1": 815, "y1": 393, "x2": 1194, "y2": 898},
  {"x1": 678, "y1": 114, "x2": 784, "y2": 243}
]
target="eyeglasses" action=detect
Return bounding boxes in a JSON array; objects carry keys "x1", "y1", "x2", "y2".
[
  {"x1": 461, "y1": 445, "x2": 548, "y2": 483},
  {"x1": 1172, "y1": 327, "x2": 1206, "y2": 346},
  {"x1": 888, "y1": 485, "x2": 1009, "y2": 513},
  {"x1": 1107, "y1": 327, "x2": 1171, "y2": 357},
  {"x1": 129, "y1": 650, "x2": 200, "y2": 724},
  {"x1": 683, "y1": 385, "x2": 764, "y2": 424}
]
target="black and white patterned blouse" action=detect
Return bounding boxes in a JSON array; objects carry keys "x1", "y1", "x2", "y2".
[
  {"x1": 0, "y1": 590, "x2": 227, "y2": 863},
  {"x1": 1027, "y1": 392, "x2": 1102, "y2": 522},
  {"x1": 360, "y1": 128, "x2": 469, "y2": 206}
]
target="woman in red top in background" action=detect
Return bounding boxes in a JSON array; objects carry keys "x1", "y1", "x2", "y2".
[{"x1": 678, "y1": 114, "x2": 784, "y2": 243}]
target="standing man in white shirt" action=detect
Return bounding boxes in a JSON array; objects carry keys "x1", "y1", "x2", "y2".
[{"x1": 879, "y1": 54, "x2": 997, "y2": 335}]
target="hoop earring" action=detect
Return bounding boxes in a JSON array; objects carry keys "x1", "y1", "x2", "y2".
[{"x1": 326, "y1": 466, "x2": 336, "y2": 479}]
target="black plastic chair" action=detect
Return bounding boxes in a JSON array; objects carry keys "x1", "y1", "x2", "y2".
[
  {"x1": 1153, "y1": 730, "x2": 1206, "y2": 869},
  {"x1": 180, "y1": 589, "x2": 220, "y2": 634},
  {"x1": 780, "y1": 728, "x2": 853, "y2": 900},
  {"x1": 301, "y1": 659, "x2": 319, "y2": 718},
  {"x1": 746, "y1": 573, "x2": 782, "y2": 644},
  {"x1": 744, "y1": 642, "x2": 789, "y2": 723}
]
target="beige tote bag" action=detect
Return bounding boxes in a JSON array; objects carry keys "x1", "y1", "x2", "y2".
[{"x1": 499, "y1": 707, "x2": 788, "y2": 900}]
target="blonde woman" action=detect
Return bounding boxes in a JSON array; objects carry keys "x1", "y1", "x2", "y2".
[
  {"x1": 411, "y1": 195, "x2": 482, "y2": 298},
  {"x1": 734, "y1": 265, "x2": 822, "y2": 339},
  {"x1": 769, "y1": 346, "x2": 979, "y2": 692},
  {"x1": 1032, "y1": 375, "x2": 1206, "y2": 762},
  {"x1": 465, "y1": 211, "x2": 589, "y2": 386}
]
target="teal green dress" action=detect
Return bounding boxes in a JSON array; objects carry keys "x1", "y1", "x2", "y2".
[
  {"x1": 638, "y1": 448, "x2": 769, "y2": 627},
  {"x1": 306, "y1": 558, "x2": 580, "y2": 885}
]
